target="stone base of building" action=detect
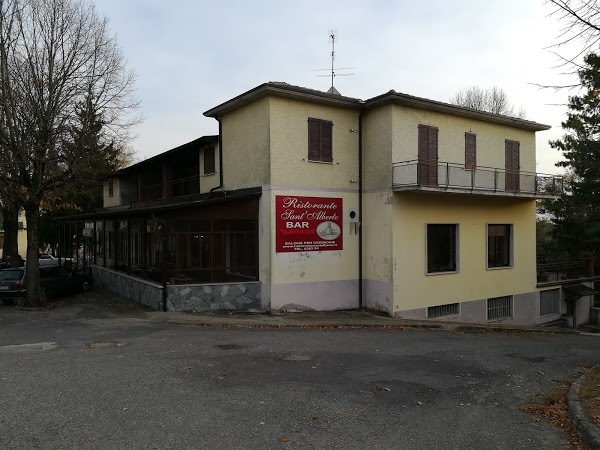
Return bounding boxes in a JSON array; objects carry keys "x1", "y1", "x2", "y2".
[
  {"x1": 92, "y1": 265, "x2": 263, "y2": 313},
  {"x1": 166, "y1": 282, "x2": 262, "y2": 312},
  {"x1": 393, "y1": 288, "x2": 592, "y2": 326},
  {"x1": 92, "y1": 265, "x2": 163, "y2": 310}
]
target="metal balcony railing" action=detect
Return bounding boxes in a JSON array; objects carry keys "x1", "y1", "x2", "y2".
[
  {"x1": 537, "y1": 258, "x2": 591, "y2": 283},
  {"x1": 172, "y1": 175, "x2": 200, "y2": 197},
  {"x1": 392, "y1": 160, "x2": 564, "y2": 197},
  {"x1": 141, "y1": 183, "x2": 163, "y2": 202}
]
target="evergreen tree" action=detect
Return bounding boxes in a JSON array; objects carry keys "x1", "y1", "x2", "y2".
[
  {"x1": 38, "y1": 95, "x2": 130, "y2": 254},
  {"x1": 545, "y1": 53, "x2": 600, "y2": 258}
]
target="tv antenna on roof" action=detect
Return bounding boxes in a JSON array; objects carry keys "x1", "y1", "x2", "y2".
[{"x1": 311, "y1": 30, "x2": 354, "y2": 95}]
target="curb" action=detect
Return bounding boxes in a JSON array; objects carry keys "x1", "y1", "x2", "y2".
[
  {"x1": 154, "y1": 313, "x2": 582, "y2": 334},
  {"x1": 567, "y1": 370, "x2": 600, "y2": 450}
]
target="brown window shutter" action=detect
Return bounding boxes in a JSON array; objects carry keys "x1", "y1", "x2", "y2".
[
  {"x1": 321, "y1": 120, "x2": 333, "y2": 162},
  {"x1": 465, "y1": 132, "x2": 476, "y2": 169},
  {"x1": 418, "y1": 125, "x2": 428, "y2": 161},
  {"x1": 428, "y1": 127, "x2": 438, "y2": 158},
  {"x1": 308, "y1": 118, "x2": 321, "y2": 161},
  {"x1": 308, "y1": 118, "x2": 333, "y2": 162},
  {"x1": 204, "y1": 146, "x2": 215, "y2": 174}
]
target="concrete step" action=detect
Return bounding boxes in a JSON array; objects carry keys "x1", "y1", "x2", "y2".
[
  {"x1": 577, "y1": 323, "x2": 600, "y2": 333},
  {"x1": 539, "y1": 318, "x2": 568, "y2": 328}
]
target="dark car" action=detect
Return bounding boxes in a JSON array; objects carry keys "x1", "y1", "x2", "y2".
[
  {"x1": 0, "y1": 266, "x2": 93, "y2": 304},
  {"x1": 0, "y1": 254, "x2": 25, "y2": 270},
  {"x1": 0, "y1": 268, "x2": 26, "y2": 303}
]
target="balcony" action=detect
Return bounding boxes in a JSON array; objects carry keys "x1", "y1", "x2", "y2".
[
  {"x1": 141, "y1": 183, "x2": 163, "y2": 202},
  {"x1": 172, "y1": 175, "x2": 200, "y2": 197},
  {"x1": 392, "y1": 160, "x2": 563, "y2": 198}
]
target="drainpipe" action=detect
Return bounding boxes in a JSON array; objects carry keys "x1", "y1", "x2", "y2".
[
  {"x1": 161, "y1": 232, "x2": 167, "y2": 312},
  {"x1": 358, "y1": 109, "x2": 364, "y2": 309},
  {"x1": 210, "y1": 117, "x2": 224, "y2": 193}
]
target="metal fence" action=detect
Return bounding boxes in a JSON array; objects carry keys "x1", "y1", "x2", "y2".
[
  {"x1": 536, "y1": 258, "x2": 588, "y2": 283},
  {"x1": 392, "y1": 161, "x2": 564, "y2": 196}
]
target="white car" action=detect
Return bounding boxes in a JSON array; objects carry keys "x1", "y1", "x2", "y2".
[{"x1": 39, "y1": 254, "x2": 71, "y2": 267}]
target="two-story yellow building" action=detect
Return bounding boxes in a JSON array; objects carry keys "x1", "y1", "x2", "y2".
[{"x1": 61, "y1": 82, "x2": 577, "y2": 325}]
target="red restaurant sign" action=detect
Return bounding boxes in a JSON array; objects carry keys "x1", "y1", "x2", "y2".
[{"x1": 276, "y1": 195, "x2": 343, "y2": 253}]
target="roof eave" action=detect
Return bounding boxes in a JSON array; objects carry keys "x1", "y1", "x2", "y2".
[
  {"x1": 364, "y1": 93, "x2": 551, "y2": 132},
  {"x1": 109, "y1": 135, "x2": 219, "y2": 179},
  {"x1": 204, "y1": 83, "x2": 361, "y2": 118}
]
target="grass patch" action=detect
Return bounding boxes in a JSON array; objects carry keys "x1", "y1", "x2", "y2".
[{"x1": 578, "y1": 364, "x2": 600, "y2": 427}]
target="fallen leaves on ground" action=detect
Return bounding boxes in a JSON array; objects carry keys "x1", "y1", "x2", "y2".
[
  {"x1": 578, "y1": 364, "x2": 600, "y2": 428},
  {"x1": 520, "y1": 377, "x2": 585, "y2": 450}
]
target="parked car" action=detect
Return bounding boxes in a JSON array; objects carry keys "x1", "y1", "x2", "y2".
[
  {"x1": 0, "y1": 268, "x2": 26, "y2": 303},
  {"x1": 39, "y1": 253, "x2": 72, "y2": 267},
  {"x1": 0, "y1": 266, "x2": 93, "y2": 304},
  {"x1": 0, "y1": 254, "x2": 25, "y2": 269}
]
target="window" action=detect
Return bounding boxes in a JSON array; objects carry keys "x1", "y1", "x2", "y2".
[
  {"x1": 17, "y1": 221, "x2": 23, "y2": 230},
  {"x1": 308, "y1": 118, "x2": 333, "y2": 163},
  {"x1": 428, "y1": 303, "x2": 459, "y2": 318},
  {"x1": 108, "y1": 178, "x2": 114, "y2": 197},
  {"x1": 204, "y1": 147, "x2": 216, "y2": 175},
  {"x1": 427, "y1": 224, "x2": 458, "y2": 273},
  {"x1": 540, "y1": 289, "x2": 560, "y2": 316},
  {"x1": 487, "y1": 296, "x2": 512, "y2": 320},
  {"x1": 488, "y1": 224, "x2": 512, "y2": 268},
  {"x1": 465, "y1": 132, "x2": 476, "y2": 169}
]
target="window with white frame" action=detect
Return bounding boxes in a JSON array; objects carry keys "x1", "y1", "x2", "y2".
[
  {"x1": 427, "y1": 224, "x2": 458, "y2": 274},
  {"x1": 488, "y1": 224, "x2": 512, "y2": 268}
]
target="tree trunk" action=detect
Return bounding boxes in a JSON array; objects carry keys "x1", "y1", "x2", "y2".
[
  {"x1": 1, "y1": 205, "x2": 19, "y2": 258},
  {"x1": 24, "y1": 204, "x2": 41, "y2": 307}
]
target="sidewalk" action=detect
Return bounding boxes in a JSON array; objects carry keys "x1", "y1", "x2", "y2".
[{"x1": 145, "y1": 308, "x2": 583, "y2": 334}]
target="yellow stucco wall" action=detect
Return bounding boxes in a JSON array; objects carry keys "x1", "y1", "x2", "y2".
[
  {"x1": 200, "y1": 143, "x2": 221, "y2": 194},
  {"x1": 362, "y1": 191, "x2": 393, "y2": 283},
  {"x1": 0, "y1": 210, "x2": 27, "y2": 257},
  {"x1": 221, "y1": 97, "x2": 271, "y2": 190},
  {"x1": 103, "y1": 178, "x2": 121, "y2": 207},
  {"x1": 363, "y1": 105, "x2": 394, "y2": 190},
  {"x1": 269, "y1": 189, "x2": 359, "y2": 283},
  {"x1": 392, "y1": 193, "x2": 537, "y2": 312},
  {"x1": 17, "y1": 229, "x2": 26, "y2": 257},
  {"x1": 391, "y1": 105, "x2": 537, "y2": 172},
  {"x1": 267, "y1": 187, "x2": 359, "y2": 310},
  {"x1": 269, "y1": 97, "x2": 360, "y2": 190}
]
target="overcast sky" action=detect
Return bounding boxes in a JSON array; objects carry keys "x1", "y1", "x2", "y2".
[{"x1": 94, "y1": 0, "x2": 579, "y2": 174}]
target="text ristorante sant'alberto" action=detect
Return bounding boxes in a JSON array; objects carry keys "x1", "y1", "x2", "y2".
[{"x1": 279, "y1": 197, "x2": 339, "y2": 228}]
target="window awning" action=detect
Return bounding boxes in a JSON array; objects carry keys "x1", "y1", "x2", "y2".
[{"x1": 563, "y1": 283, "x2": 599, "y2": 298}]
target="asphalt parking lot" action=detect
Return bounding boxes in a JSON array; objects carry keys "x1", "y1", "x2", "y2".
[{"x1": 0, "y1": 291, "x2": 598, "y2": 449}]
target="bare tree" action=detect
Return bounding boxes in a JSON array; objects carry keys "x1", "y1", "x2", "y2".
[
  {"x1": 548, "y1": 1, "x2": 600, "y2": 65},
  {"x1": 0, "y1": 0, "x2": 139, "y2": 306},
  {"x1": 537, "y1": 1, "x2": 600, "y2": 89},
  {"x1": 449, "y1": 86, "x2": 526, "y2": 118}
]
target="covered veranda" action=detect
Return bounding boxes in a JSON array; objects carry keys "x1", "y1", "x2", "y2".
[{"x1": 58, "y1": 189, "x2": 262, "y2": 311}]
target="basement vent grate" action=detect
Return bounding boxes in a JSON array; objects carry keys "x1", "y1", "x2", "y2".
[
  {"x1": 540, "y1": 289, "x2": 560, "y2": 316},
  {"x1": 487, "y1": 296, "x2": 513, "y2": 320},
  {"x1": 427, "y1": 303, "x2": 459, "y2": 318}
]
